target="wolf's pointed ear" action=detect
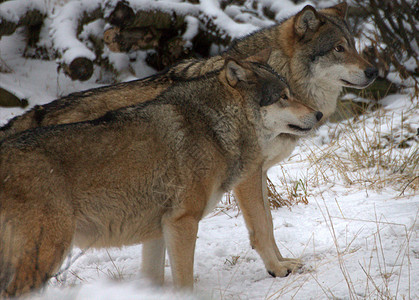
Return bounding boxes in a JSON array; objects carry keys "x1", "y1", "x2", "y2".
[
  {"x1": 225, "y1": 60, "x2": 248, "y2": 87},
  {"x1": 325, "y1": 2, "x2": 348, "y2": 19},
  {"x1": 294, "y1": 5, "x2": 322, "y2": 39},
  {"x1": 244, "y1": 48, "x2": 272, "y2": 64}
]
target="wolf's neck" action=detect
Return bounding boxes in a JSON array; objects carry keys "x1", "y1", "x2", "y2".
[{"x1": 293, "y1": 76, "x2": 341, "y2": 119}]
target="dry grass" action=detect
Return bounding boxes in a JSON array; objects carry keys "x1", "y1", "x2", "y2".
[{"x1": 305, "y1": 102, "x2": 418, "y2": 194}]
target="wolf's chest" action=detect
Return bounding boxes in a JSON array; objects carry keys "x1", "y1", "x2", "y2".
[
  {"x1": 262, "y1": 135, "x2": 298, "y2": 171},
  {"x1": 203, "y1": 189, "x2": 225, "y2": 216}
]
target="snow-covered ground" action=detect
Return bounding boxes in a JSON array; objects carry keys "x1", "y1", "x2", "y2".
[{"x1": 1, "y1": 6, "x2": 418, "y2": 300}]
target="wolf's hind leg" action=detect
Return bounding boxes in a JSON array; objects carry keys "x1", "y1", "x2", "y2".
[
  {"x1": 141, "y1": 237, "x2": 166, "y2": 285},
  {"x1": 162, "y1": 213, "x2": 198, "y2": 289},
  {"x1": 0, "y1": 208, "x2": 74, "y2": 298}
]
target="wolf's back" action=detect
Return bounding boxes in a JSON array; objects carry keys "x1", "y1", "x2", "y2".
[
  {"x1": 0, "y1": 110, "x2": 38, "y2": 140},
  {"x1": 0, "y1": 75, "x2": 172, "y2": 140}
]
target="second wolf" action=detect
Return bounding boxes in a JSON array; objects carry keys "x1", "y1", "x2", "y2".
[{"x1": 0, "y1": 56, "x2": 323, "y2": 297}]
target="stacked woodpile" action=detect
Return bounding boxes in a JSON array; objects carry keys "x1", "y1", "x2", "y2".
[{"x1": 0, "y1": 0, "x2": 252, "y2": 81}]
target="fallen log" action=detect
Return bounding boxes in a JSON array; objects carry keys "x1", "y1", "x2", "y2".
[
  {"x1": 0, "y1": 0, "x2": 46, "y2": 37},
  {"x1": 0, "y1": 87, "x2": 28, "y2": 108},
  {"x1": 61, "y1": 57, "x2": 94, "y2": 82},
  {"x1": 51, "y1": 0, "x2": 103, "y2": 81},
  {"x1": 107, "y1": 0, "x2": 135, "y2": 28},
  {"x1": 104, "y1": 26, "x2": 160, "y2": 52}
]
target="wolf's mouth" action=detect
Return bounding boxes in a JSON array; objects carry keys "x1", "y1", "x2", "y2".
[
  {"x1": 340, "y1": 79, "x2": 369, "y2": 88},
  {"x1": 288, "y1": 124, "x2": 312, "y2": 132},
  {"x1": 340, "y1": 79, "x2": 358, "y2": 86}
]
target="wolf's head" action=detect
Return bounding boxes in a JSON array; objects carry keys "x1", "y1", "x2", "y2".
[
  {"x1": 287, "y1": 2, "x2": 377, "y2": 89},
  {"x1": 222, "y1": 51, "x2": 323, "y2": 137},
  {"x1": 259, "y1": 95, "x2": 323, "y2": 137}
]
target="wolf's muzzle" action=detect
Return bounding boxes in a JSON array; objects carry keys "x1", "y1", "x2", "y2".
[{"x1": 315, "y1": 111, "x2": 323, "y2": 121}]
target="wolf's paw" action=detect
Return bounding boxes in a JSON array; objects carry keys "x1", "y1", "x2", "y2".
[{"x1": 267, "y1": 259, "x2": 303, "y2": 278}]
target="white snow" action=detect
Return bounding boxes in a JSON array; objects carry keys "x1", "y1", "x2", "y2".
[
  {"x1": 183, "y1": 16, "x2": 200, "y2": 48},
  {"x1": 261, "y1": 0, "x2": 313, "y2": 21},
  {"x1": 0, "y1": 0, "x2": 418, "y2": 299},
  {"x1": 109, "y1": 0, "x2": 200, "y2": 18},
  {"x1": 200, "y1": 0, "x2": 258, "y2": 38}
]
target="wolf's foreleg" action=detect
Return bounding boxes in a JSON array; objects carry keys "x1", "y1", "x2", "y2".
[
  {"x1": 234, "y1": 167, "x2": 302, "y2": 277},
  {"x1": 261, "y1": 171, "x2": 292, "y2": 262}
]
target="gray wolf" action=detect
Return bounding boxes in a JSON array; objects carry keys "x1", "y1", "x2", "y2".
[{"x1": 0, "y1": 55, "x2": 322, "y2": 297}]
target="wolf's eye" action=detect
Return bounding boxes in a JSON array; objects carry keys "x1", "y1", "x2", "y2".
[
  {"x1": 280, "y1": 93, "x2": 288, "y2": 100},
  {"x1": 334, "y1": 45, "x2": 345, "y2": 52}
]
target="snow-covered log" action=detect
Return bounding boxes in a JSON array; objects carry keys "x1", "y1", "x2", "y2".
[
  {"x1": 51, "y1": 0, "x2": 103, "y2": 81},
  {"x1": 107, "y1": 0, "x2": 135, "y2": 28},
  {"x1": 0, "y1": 0, "x2": 47, "y2": 37},
  {"x1": 0, "y1": 87, "x2": 28, "y2": 108}
]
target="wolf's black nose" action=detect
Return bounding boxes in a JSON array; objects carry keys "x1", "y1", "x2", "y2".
[
  {"x1": 315, "y1": 111, "x2": 323, "y2": 121},
  {"x1": 364, "y1": 67, "x2": 378, "y2": 79}
]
